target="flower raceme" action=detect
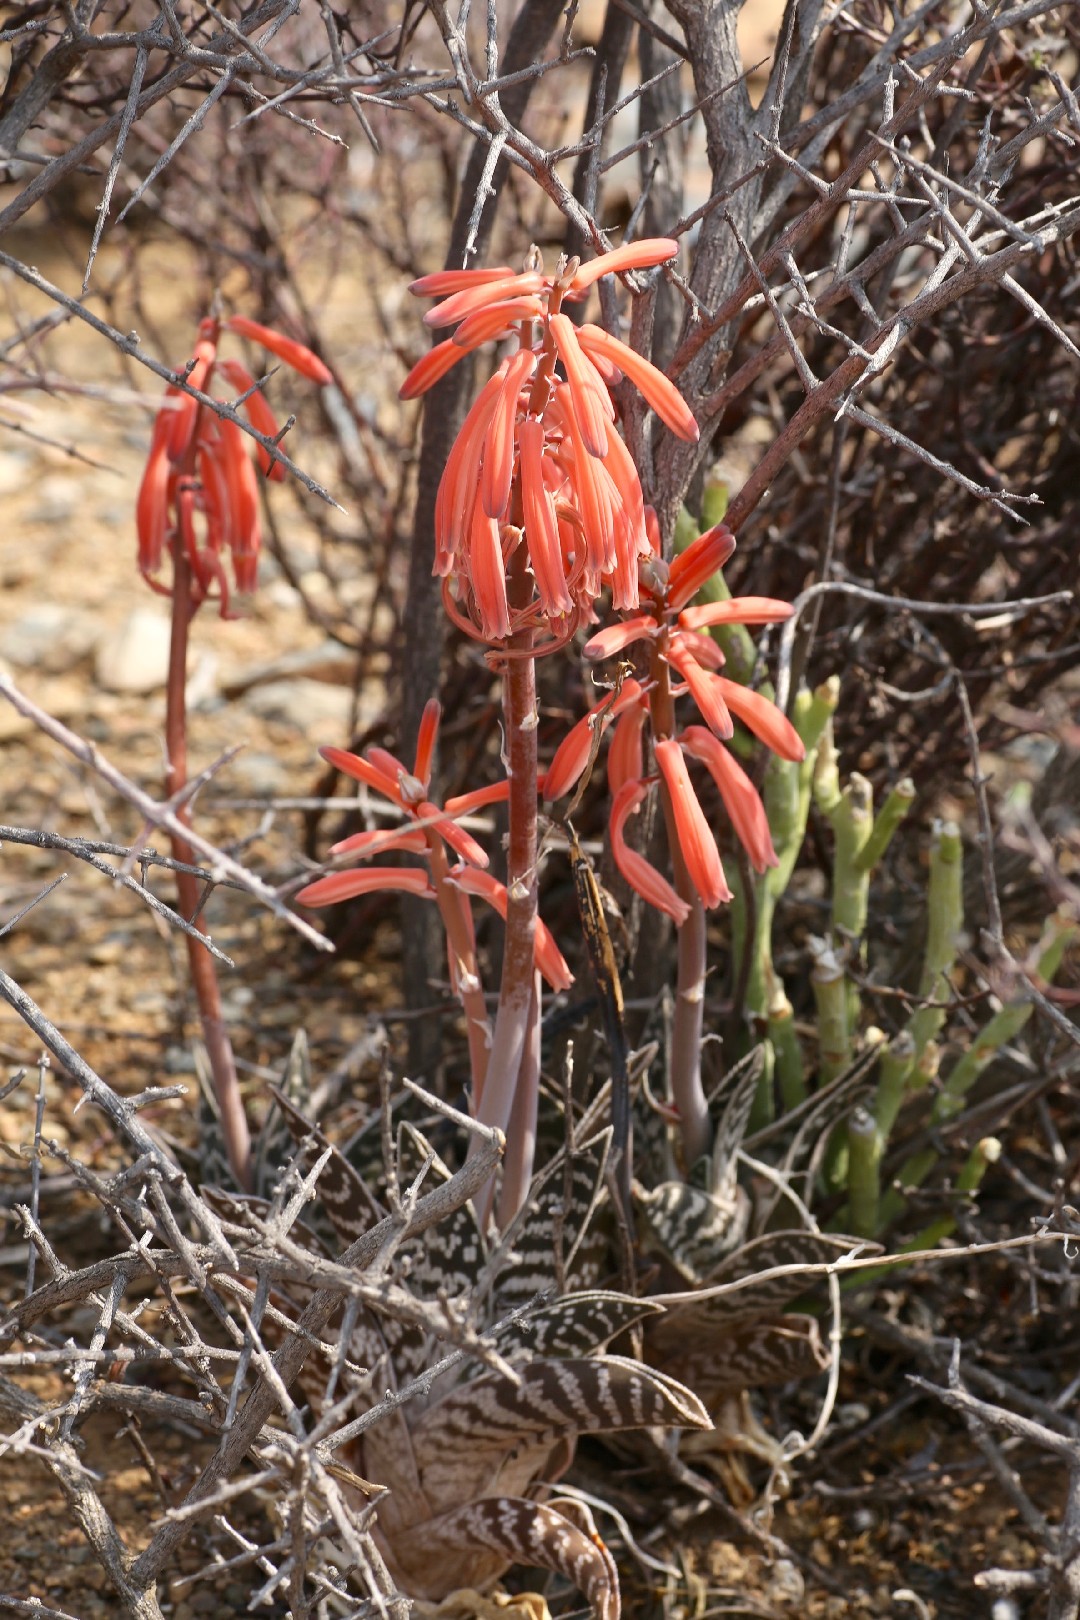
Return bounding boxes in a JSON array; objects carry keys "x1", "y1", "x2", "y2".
[
  {"x1": 295, "y1": 700, "x2": 572, "y2": 996},
  {"x1": 544, "y1": 524, "x2": 805, "y2": 922},
  {"x1": 136, "y1": 314, "x2": 331, "y2": 617},
  {"x1": 401, "y1": 240, "x2": 700, "y2": 645}
]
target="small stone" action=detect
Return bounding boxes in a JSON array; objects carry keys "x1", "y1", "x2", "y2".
[
  {"x1": 243, "y1": 676, "x2": 354, "y2": 734},
  {"x1": 26, "y1": 472, "x2": 80, "y2": 523},
  {"x1": 95, "y1": 608, "x2": 172, "y2": 694},
  {"x1": 0, "y1": 604, "x2": 100, "y2": 673},
  {"x1": 229, "y1": 750, "x2": 289, "y2": 795}
]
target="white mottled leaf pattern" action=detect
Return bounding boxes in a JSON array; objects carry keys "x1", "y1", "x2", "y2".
[
  {"x1": 409, "y1": 1355, "x2": 710, "y2": 1506},
  {"x1": 379, "y1": 1496, "x2": 620, "y2": 1618},
  {"x1": 636, "y1": 1179, "x2": 750, "y2": 1281}
]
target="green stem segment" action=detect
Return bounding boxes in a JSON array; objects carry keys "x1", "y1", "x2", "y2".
[
  {"x1": 739, "y1": 679, "x2": 840, "y2": 1024},
  {"x1": 907, "y1": 819, "x2": 964, "y2": 1062},
  {"x1": 932, "y1": 913, "x2": 1077, "y2": 1124},
  {"x1": 847, "y1": 1105, "x2": 880, "y2": 1238}
]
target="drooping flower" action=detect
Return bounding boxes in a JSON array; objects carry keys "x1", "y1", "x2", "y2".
[
  {"x1": 547, "y1": 525, "x2": 804, "y2": 921},
  {"x1": 296, "y1": 701, "x2": 572, "y2": 994},
  {"x1": 401, "y1": 239, "x2": 699, "y2": 646},
  {"x1": 135, "y1": 314, "x2": 329, "y2": 617}
]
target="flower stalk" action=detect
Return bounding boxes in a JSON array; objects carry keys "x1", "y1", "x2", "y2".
[
  {"x1": 135, "y1": 310, "x2": 330, "y2": 1188},
  {"x1": 164, "y1": 527, "x2": 251, "y2": 1189}
]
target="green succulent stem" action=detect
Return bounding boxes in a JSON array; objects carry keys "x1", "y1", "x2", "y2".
[
  {"x1": 902, "y1": 1138, "x2": 1002, "y2": 1251},
  {"x1": 737, "y1": 679, "x2": 840, "y2": 1022},
  {"x1": 813, "y1": 716, "x2": 841, "y2": 818},
  {"x1": 907, "y1": 820, "x2": 964, "y2": 1062},
  {"x1": 829, "y1": 771, "x2": 873, "y2": 1031},
  {"x1": 847, "y1": 1105, "x2": 880, "y2": 1238},
  {"x1": 811, "y1": 940, "x2": 850, "y2": 1085},
  {"x1": 830, "y1": 774, "x2": 874, "y2": 940},
  {"x1": 873, "y1": 1029, "x2": 917, "y2": 1143},
  {"x1": 767, "y1": 985, "x2": 806, "y2": 1111},
  {"x1": 932, "y1": 914, "x2": 1078, "y2": 1124},
  {"x1": 855, "y1": 778, "x2": 916, "y2": 872}
]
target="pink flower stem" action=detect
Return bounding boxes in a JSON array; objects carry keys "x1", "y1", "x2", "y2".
[
  {"x1": 425, "y1": 835, "x2": 491, "y2": 1107},
  {"x1": 165, "y1": 523, "x2": 252, "y2": 1191},
  {"x1": 650, "y1": 638, "x2": 711, "y2": 1169},
  {"x1": 496, "y1": 968, "x2": 541, "y2": 1229},
  {"x1": 472, "y1": 541, "x2": 539, "y2": 1224}
]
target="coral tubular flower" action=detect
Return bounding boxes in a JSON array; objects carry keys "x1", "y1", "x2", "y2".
[
  {"x1": 610, "y1": 779, "x2": 691, "y2": 927},
  {"x1": 318, "y1": 739, "x2": 490, "y2": 870},
  {"x1": 680, "y1": 725, "x2": 778, "y2": 873},
  {"x1": 482, "y1": 348, "x2": 537, "y2": 520},
  {"x1": 218, "y1": 358, "x2": 286, "y2": 482},
  {"x1": 583, "y1": 616, "x2": 657, "y2": 661},
  {"x1": 568, "y1": 524, "x2": 802, "y2": 903},
  {"x1": 403, "y1": 238, "x2": 694, "y2": 642},
  {"x1": 136, "y1": 313, "x2": 327, "y2": 616},
  {"x1": 666, "y1": 524, "x2": 737, "y2": 612},
  {"x1": 543, "y1": 678, "x2": 646, "y2": 801},
  {"x1": 330, "y1": 827, "x2": 429, "y2": 860},
  {"x1": 519, "y1": 418, "x2": 573, "y2": 620},
  {"x1": 448, "y1": 867, "x2": 573, "y2": 992},
  {"x1": 655, "y1": 739, "x2": 732, "y2": 908},
  {"x1": 679, "y1": 596, "x2": 795, "y2": 632},
  {"x1": 607, "y1": 701, "x2": 646, "y2": 795},
  {"x1": 665, "y1": 637, "x2": 734, "y2": 740},
  {"x1": 575, "y1": 325, "x2": 699, "y2": 442},
  {"x1": 715, "y1": 678, "x2": 805, "y2": 761},
  {"x1": 568, "y1": 236, "x2": 680, "y2": 291},
  {"x1": 296, "y1": 868, "x2": 435, "y2": 906},
  {"x1": 409, "y1": 265, "x2": 515, "y2": 296},
  {"x1": 224, "y1": 315, "x2": 332, "y2": 386},
  {"x1": 549, "y1": 312, "x2": 612, "y2": 457}
]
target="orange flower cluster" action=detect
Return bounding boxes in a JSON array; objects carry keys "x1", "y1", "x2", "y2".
[
  {"x1": 544, "y1": 524, "x2": 805, "y2": 921},
  {"x1": 401, "y1": 239, "x2": 699, "y2": 646},
  {"x1": 136, "y1": 315, "x2": 331, "y2": 617},
  {"x1": 295, "y1": 700, "x2": 571, "y2": 992}
]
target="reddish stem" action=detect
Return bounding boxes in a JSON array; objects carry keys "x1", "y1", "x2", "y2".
[
  {"x1": 496, "y1": 968, "x2": 541, "y2": 1228},
  {"x1": 472, "y1": 542, "x2": 539, "y2": 1222},
  {"x1": 165, "y1": 544, "x2": 252, "y2": 1190},
  {"x1": 649, "y1": 638, "x2": 711, "y2": 1169},
  {"x1": 426, "y1": 835, "x2": 491, "y2": 1105}
]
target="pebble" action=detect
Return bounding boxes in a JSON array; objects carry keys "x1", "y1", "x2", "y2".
[
  {"x1": 228, "y1": 750, "x2": 290, "y2": 795},
  {"x1": 94, "y1": 607, "x2": 172, "y2": 693},
  {"x1": 0, "y1": 603, "x2": 100, "y2": 673},
  {"x1": 220, "y1": 640, "x2": 356, "y2": 698},
  {"x1": 25, "y1": 472, "x2": 80, "y2": 524},
  {"x1": 243, "y1": 676, "x2": 354, "y2": 735}
]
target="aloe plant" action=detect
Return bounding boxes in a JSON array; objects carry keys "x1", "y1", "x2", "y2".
[{"x1": 231, "y1": 1087, "x2": 712, "y2": 1618}]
